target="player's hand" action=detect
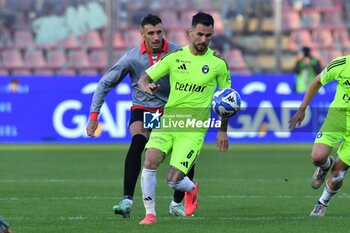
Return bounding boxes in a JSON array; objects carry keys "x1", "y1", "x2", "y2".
[
  {"x1": 86, "y1": 120, "x2": 98, "y2": 137},
  {"x1": 289, "y1": 109, "x2": 305, "y2": 131},
  {"x1": 216, "y1": 130, "x2": 228, "y2": 152},
  {"x1": 139, "y1": 82, "x2": 160, "y2": 95}
]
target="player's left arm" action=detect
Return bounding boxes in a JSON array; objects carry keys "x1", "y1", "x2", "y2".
[
  {"x1": 217, "y1": 117, "x2": 229, "y2": 152},
  {"x1": 216, "y1": 61, "x2": 231, "y2": 152}
]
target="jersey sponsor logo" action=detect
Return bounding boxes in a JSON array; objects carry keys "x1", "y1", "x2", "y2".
[
  {"x1": 178, "y1": 63, "x2": 187, "y2": 70},
  {"x1": 343, "y1": 94, "x2": 350, "y2": 102},
  {"x1": 180, "y1": 161, "x2": 189, "y2": 168},
  {"x1": 143, "y1": 110, "x2": 162, "y2": 129},
  {"x1": 176, "y1": 59, "x2": 191, "y2": 64},
  {"x1": 175, "y1": 82, "x2": 207, "y2": 93},
  {"x1": 343, "y1": 80, "x2": 350, "y2": 86},
  {"x1": 202, "y1": 65, "x2": 209, "y2": 74}
]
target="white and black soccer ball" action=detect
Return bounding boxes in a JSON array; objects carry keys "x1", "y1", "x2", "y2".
[{"x1": 211, "y1": 88, "x2": 241, "y2": 118}]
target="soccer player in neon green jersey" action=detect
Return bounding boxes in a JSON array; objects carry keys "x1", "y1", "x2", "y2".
[
  {"x1": 290, "y1": 56, "x2": 350, "y2": 217},
  {"x1": 137, "y1": 12, "x2": 231, "y2": 224}
]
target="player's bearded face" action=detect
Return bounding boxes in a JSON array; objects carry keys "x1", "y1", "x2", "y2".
[
  {"x1": 142, "y1": 23, "x2": 164, "y2": 52},
  {"x1": 190, "y1": 24, "x2": 213, "y2": 53}
]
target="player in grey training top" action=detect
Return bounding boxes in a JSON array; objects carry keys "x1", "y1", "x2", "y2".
[{"x1": 86, "y1": 14, "x2": 196, "y2": 218}]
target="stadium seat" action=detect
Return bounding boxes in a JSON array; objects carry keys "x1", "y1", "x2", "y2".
[
  {"x1": 57, "y1": 35, "x2": 81, "y2": 50},
  {"x1": 288, "y1": 29, "x2": 313, "y2": 50},
  {"x1": 123, "y1": 29, "x2": 142, "y2": 49},
  {"x1": 325, "y1": 49, "x2": 343, "y2": 62},
  {"x1": 223, "y1": 49, "x2": 249, "y2": 71},
  {"x1": 281, "y1": 54, "x2": 298, "y2": 72},
  {"x1": 0, "y1": 69, "x2": 9, "y2": 75},
  {"x1": 282, "y1": 10, "x2": 301, "y2": 30},
  {"x1": 333, "y1": 28, "x2": 350, "y2": 48},
  {"x1": 113, "y1": 32, "x2": 126, "y2": 49},
  {"x1": 114, "y1": 49, "x2": 127, "y2": 61},
  {"x1": 261, "y1": 17, "x2": 274, "y2": 33},
  {"x1": 67, "y1": 50, "x2": 91, "y2": 69},
  {"x1": 257, "y1": 55, "x2": 276, "y2": 71},
  {"x1": 13, "y1": 29, "x2": 34, "y2": 49},
  {"x1": 0, "y1": 29, "x2": 13, "y2": 49},
  {"x1": 89, "y1": 49, "x2": 108, "y2": 69},
  {"x1": 47, "y1": 49, "x2": 68, "y2": 69},
  {"x1": 166, "y1": 29, "x2": 189, "y2": 46},
  {"x1": 79, "y1": 68, "x2": 98, "y2": 75},
  {"x1": 300, "y1": 9, "x2": 321, "y2": 29},
  {"x1": 23, "y1": 49, "x2": 47, "y2": 69},
  {"x1": 11, "y1": 69, "x2": 32, "y2": 75},
  {"x1": 1, "y1": 49, "x2": 26, "y2": 69},
  {"x1": 323, "y1": 10, "x2": 345, "y2": 28},
  {"x1": 312, "y1": 29, "x2": 333, "y2": 49},
  {"x1": 160, "y1": 10, "x2": 181, "y2": 30},
  {"x1": 33, "y1": 68, "x2": 55, "y2": 75},
  {"x1": 55, "y1": 68, "x2": 76, "y2": 75},
  {"x1": 80, "y1": 30, "x2": 104, "y2": 49}
]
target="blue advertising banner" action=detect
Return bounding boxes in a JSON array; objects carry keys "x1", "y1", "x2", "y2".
[{"x1": 0, "y1": 74, "x2": 336, "y2": 143}]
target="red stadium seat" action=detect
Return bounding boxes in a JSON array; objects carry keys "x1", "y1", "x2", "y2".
[
  {"x1": 123, "y1": 29, "x2": 142, "y2": 49},
  {"x1": 1, "y1": 49, "x2": 26, "y2": 69},
  {"x1": 13, "y1": 29, "x2": 34, "y2": 49},
  {"x1": 333, "y1": 28, "x2": 350, "y2": 48},
  {"x1": 312, "y1": 29, "x2": 333, "y2": 49},
  {"x1": 57, "y1": 35, "x2": 81, "y2": 50},
  {"x1": 47, "y1": 49, "x2": 68, "y2": 69},
  {"x1": 223, "y1": 49, "x2": 249, "y2": 71},
  {"x1": 0, "y1": 69, "x2": 9, "y2": 75},
  {"x1": 0, "y1": 29, "x2": 13, "y2": 49},
  {"x1": 300, "y1": 10, "x2": 321, "y2": 29},
  {"x1": 89, "y1": 49, "x2": 108, "y2": 69},
  {"x1": 67, "y1": 50, "x2": 91, "y2": 69},
  {"x1": 33, "y1": 68, "x2": 55, "y2": 75},
  {"x1": 166, "y1": 29, "x2": 189, "y2": 46},
  {"x1": 12, "y1": 69, "x2": 32, "y2": 75},
  {"x1": 288, "y1": 29, "x2": 313, "y2": 50},
  {"x1": 23, "y1": 49, "x2": 47, "y2": 69},
  {"x1": 79, "y1": 68, "x2": 98, "y2": 75},
  {"x1": 282, "y1": 10, "x2": 301, "y2": 30},
  {"x1": 55, "y1": 68, "x2": 76, "y2": 75},
  {"x1": 160, "y1": 10, "x2": 181, "y2": 30},
  {"x1": 323, "y1": 10, "x2": 345, "y2": 28},
  {"x1": 80, "y1": 30, "x2": 104, "y2": 49}
]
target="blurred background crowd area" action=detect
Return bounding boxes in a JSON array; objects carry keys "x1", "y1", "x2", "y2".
[{"x1": 0, "y1": 0, "x2": 349, "y2": 76}]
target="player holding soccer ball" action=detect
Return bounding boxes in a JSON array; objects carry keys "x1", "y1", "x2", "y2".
[
  {"x1": 289, "y1": 56, "x2": 350, "y2": 217},
  {"x1": 138, "y1": 12, "x2": 232, "y2": 224}
]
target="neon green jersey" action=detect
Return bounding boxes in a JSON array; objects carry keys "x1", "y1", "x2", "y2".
[
  {"x1": 320, "y1": 55, "x2": 350, "y2": 115},
  {"x1": 146, "y1": 45, "x2": 231, "y2": 123}
]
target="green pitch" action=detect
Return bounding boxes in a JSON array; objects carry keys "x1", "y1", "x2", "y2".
[{"x1": 1, "y1": 144, "x2": 350, "y2": 233}]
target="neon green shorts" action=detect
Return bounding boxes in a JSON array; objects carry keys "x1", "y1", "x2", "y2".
[
  {"x1": 145, "y1": 131, "x2": 205, "y2": 174},
  {"x1": 314, "y1": 109, "x2": 350, "y2": 165}
]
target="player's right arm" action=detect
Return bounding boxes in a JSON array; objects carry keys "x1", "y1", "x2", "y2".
[
  {"x1": 289, "y1": 56, "x2": 346, "y2": 131},
  {"x1": 87, "y1": 55, "x2": 130, "y2": 136},
  {"x1": 289, "y1": 75, "x2": 322, "y2": 130},
  {"x1": 138, "y1": 52, "x2": 172, "y2": 95}
]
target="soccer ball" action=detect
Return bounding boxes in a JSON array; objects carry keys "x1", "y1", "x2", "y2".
[{"x1": 211, "y1": 88, "x2": 241, "y2": 117}]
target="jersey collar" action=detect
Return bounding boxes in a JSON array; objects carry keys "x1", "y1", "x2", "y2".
[{"x1": 140, "y1": 39, "x2": 169, "y2": 54}]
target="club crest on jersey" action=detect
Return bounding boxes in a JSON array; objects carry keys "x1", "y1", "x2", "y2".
[{"x1": 202, "y1": 65, "x2": 209, "y2": 74}]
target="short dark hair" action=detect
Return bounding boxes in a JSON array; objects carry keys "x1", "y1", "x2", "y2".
[
  {"x1": 141, "y1": 14, "x2": 162, "y2": 27},
  {"x1": 302, "y1": 46, "x2": 310, "y2": 57},
  {"x1": 191, "y1": 11, "x2": 214, "y2": 28}
]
